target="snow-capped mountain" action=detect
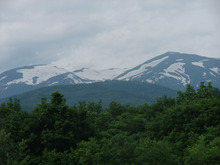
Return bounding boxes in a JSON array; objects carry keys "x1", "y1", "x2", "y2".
[
  {"x1": 2, "y1": 64, "x2": 69, "y2": 86},
  {"x1": 0, "y1": 52, "x2": 219, "y2": 99},
  {"x1": 0, "y1": 64, "x2": 127, "y2": 99},
  {"x1": 115, "y1": 52, "x2": 220, "y2": 90}
]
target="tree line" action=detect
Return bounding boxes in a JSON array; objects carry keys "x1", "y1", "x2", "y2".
[{"x1": 0, "y1": 82, "x2": 220, "y2": 164}]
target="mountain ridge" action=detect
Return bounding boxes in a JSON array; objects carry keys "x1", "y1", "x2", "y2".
[
  {"x1": 0, "y1": 52, "x2": 219, "y2": 99},
  {"x1": 116, "y1": 52, "x2": 220, "y2": 90}
]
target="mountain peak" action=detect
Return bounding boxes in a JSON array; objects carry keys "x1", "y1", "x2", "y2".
[
  {"x1": 116, "y1": 52, "x2": 220, "y2": 90},
  {"x1": 0, "y1": 52, "x2": 219, "y2": 99}
]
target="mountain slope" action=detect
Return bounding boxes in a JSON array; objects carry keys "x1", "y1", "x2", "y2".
[
  {"x1": 0, "y1": 81, "x2": 177, "y2": 111},
  {"x1": 115, "y1": 52, "x2": 220, "y2": 90},
  {"x1": 0, "y1": 52, "x2": 219, "y2": 98},
  {"x1": 0, "y1": 64, "x2": 87, "y2": 99},
  {"x1": 0, "y1": 65, "x2": 127, "y2": 99}
]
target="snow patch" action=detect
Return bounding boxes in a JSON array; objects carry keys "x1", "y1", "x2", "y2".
[
  {"x1": 191, "y1": 61, "x2": 205, "y2": 68},
  {"x1": 118, "y1": 56, "x2": 168, "y2": 80},
  {"x1": 159, "y1": 75, "x2": 165, "y2": 79},
  {"x1": 143, "y1": 56, "x2": 169, "y2": 68},
  {"x1": 146, "y1": 79, "x2": 154, "y2": 83},
  {"x1": 165, "y1": 62, "x2": 185, "y2": 73},
  {"x1": 7, "y1": 65, "x2": 68, "y2": 86},
  {"x1": 161, "y1": 62, "x2": 190, "y2": 86},
  {"x1": 210, "y1": 67, "x2": 220, "y2": 75},
  {"x1": 0, "y1": 76, "x2": 7, "y2": 81},
  {"x1": 210, "y1": 72, "x2": 216, "y2": 77},
  {"x1": 48, "y1": 82, "x2": 59, "y2": 86}
]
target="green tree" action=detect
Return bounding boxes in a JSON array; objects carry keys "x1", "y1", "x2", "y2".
[
  {"x1": 184, "y1": 136, "x2": 220, "y2": 165},
  {"x1": 74, "y1": 138, "x2": 103, "y2": 165},
  {"x1": 0, "y1": 129, "x2": 12, "y2": 165},
  {"x1": 135, "y1": 138, "x2": 179, "y2": 165}
]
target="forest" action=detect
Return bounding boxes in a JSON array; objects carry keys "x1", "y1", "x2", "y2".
[{"x1": 0, "y1": 82, "x2": 220, "y2": 165}]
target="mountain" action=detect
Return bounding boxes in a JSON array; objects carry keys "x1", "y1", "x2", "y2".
[
  {"x1": 0, "y1": 52, "x2": 219, "y2": 99},
  {"x1": 0, "y1": 64, "x2": 125, "y2": 99},
  {"x1": 115, "y1": 52, "x2": 220, "y2": 90},
  {"x1": 0, "y1": 81, "x2": 177, "y2": 111},
  {"x1": 0, "y1": 65, "x2": 82, "y2": 99}
]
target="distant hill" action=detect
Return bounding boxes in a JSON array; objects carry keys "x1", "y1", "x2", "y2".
[
  {"x1": 0, "y1": 81, "x2": 177, "y2": 111},
  {"x1": 1, "y1": 52, "x2": 219, "y2": 98}
]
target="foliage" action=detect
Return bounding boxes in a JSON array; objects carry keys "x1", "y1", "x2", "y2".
[
  {"x1": 0, "y1": 82, "x2": 219, "y2": 164},
  {"x1": 0, "y1": 80, "x2": 177, "y2": 111}
]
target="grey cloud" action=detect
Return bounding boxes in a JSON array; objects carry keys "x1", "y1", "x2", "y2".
[{"x1": 0, "y1": 0, "x2": 219, "y2": 73}]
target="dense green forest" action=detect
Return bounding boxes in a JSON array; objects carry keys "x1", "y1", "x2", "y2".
[
  {"x1": 0, "y1": 82, "x2": 220, "y2": 164},
  {"x1": 0, "y1": 81, "x2": 177, "y2": 111}
]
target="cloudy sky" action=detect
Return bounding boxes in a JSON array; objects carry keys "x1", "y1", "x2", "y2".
[{"x1": 0, "y1": 0, "x2": 219, "y2": 73}]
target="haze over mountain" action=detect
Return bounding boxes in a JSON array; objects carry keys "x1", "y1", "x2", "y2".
[{"x1": 0, "y1": 52, "x2": 219, "y2": 99}]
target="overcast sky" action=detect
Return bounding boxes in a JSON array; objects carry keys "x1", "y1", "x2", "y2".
[{"x1": 0, "y1": 0, "x2": 219, "y2": 73}]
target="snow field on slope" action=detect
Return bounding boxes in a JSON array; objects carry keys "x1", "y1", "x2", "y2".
[
  {"x1": 7, "y1": 65, "x2": 68, "y2": 85},
  {"x1": 210, "y1": 67, "x2": 220, "y2": 75},
  {"x1": 118, "y1": 56, "x2": 169, "y2": 80},
  {"x1": 162, "y1": 62, "x2": 190, "y2": 86}
]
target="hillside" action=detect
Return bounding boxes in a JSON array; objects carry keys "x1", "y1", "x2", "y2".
[{"x1": 0, "y1": 81, "x2": 177, "y2": 111}]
